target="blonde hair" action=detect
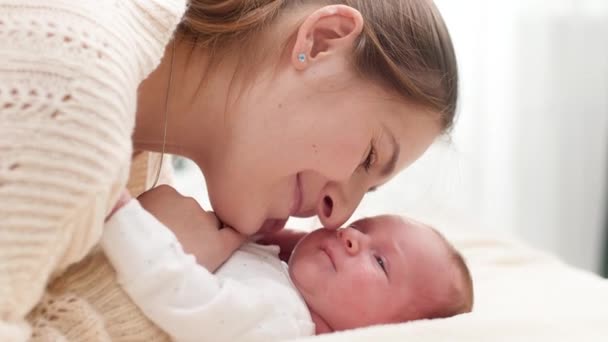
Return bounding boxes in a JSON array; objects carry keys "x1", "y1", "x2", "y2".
[{"x1": 179, "y1": 0, "x2": 458, "y2": 131}]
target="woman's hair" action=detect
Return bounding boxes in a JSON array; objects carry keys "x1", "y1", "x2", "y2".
[{"x1": 179, "y1": 0, "x2": 458, "y2": 131}]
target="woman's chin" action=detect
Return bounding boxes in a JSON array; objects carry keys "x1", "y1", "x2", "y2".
[{"x1": 258, "y1": 218, "x2": 288, "y2": 234}]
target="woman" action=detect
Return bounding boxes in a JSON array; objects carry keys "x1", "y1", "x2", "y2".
[{"x1": 0, "y1": 0, "x2": 457, "y2": 340}]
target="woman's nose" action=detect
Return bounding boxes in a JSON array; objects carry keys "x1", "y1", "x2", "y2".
[
  {"x1": 337, "y1": 227, "x2": 362, "y2": 255},
  {"x1": 316, "y1": 182, "x2": 364, "y2": 230}
]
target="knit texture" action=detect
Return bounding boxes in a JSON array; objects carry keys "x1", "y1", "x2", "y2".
[
  {"x1": 25, "y1": 154, "x2": 174, "y2": 342},
  {"x1": 0, "y1": 0, "x2": 187, "y2": 340},
  {"x1": 28, "y1": 248, "x2": 170, "y2": 342}
]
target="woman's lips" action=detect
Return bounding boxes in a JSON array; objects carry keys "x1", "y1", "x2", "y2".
[{"x1": 290, "y1": 173, "x2": 303, "y2": 216}]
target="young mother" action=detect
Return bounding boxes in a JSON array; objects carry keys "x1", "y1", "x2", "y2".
[{"x1": 0, "y1": 0, "x2": 457, "y2": 339}]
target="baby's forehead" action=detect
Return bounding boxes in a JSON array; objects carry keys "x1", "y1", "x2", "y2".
[
  {"x1": 352, "y1": 214, "x2": 408, "y2": 230},
  {"x1": 356, "y1": 215, "x2": 432, "y2": 237},
  {"x1": 350, "y1": 216, "x2": 452, "y2": 265}
]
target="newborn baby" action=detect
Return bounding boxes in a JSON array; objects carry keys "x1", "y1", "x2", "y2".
[
  {"x1": 102, "y1": 198, "x2": 473, "y2": 341},
  {"x1": 289, "y1": 215, "x2": 473, "y2": 333}
]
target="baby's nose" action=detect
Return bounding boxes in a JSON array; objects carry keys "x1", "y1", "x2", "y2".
[{"x1": 337, "y1": 228, "x2": 360, "y2": 255}]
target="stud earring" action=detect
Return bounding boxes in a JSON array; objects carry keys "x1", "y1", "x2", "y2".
[{"x1": 298, "y1": 53, "x2": 306, "y2": 63}]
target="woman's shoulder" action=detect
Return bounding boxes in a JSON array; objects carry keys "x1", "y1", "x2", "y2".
[{"x1": 0, "y1": 0, "x2": 187, "y2": 83}]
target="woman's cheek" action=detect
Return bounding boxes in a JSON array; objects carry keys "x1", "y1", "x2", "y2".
[{"x1": 313, "y1": 141, "x2": 364, "y2": 181}]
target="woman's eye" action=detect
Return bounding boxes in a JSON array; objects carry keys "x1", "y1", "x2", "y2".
[
  {"x1": 361, "y1": 144, "x2": 376, "y2": 172},
  {"x1": 375, "y1": 255, "x2": 387, "y2": 274}
]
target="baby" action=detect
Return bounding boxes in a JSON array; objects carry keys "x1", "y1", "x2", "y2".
[{"x1": 102, "y1": 194, "x2": 473, "y2": 341}]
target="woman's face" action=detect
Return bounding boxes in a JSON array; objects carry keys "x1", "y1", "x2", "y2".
[
  {"x1": 191, "y1": 5, "x2": 442, "y2": 235},
  {"x1": 201, "y1": 59, "x2": 441, "y2": 234}
]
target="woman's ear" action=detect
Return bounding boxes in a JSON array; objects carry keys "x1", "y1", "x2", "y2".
[{"x1": 291, "y1": 5, "x2": 364, "y2": 70}]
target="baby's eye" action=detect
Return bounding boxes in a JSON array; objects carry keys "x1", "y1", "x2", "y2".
[{"x1": 375, "y1": 255, "x2": 387, "y2": 274}]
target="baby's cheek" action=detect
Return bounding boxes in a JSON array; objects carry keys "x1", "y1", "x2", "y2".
[
  {"x1": 332, "y1": 272, "x2": 384, "y2": 325},
  {"x1": 349, "y1": 268, "x2": 375, "y2": 286},
  {"x1": 341, "y1": 267, "x2": 381, "y2": 299}
]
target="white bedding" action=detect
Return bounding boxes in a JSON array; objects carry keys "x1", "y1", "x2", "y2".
[{"x1": 287, "y1": 218, "x2": 608, "y2": 342}]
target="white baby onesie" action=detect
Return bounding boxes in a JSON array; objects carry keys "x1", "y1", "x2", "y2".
[{"x1": 102, "y1": 200, "x2": 315, "y2": 342}]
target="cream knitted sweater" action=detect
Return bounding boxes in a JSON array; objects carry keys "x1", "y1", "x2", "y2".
[
  {"x1": 24, "y1": 152, "x2": 174, "y2": 342},
  {"x1": 0, "y1": 0, "x2": 187, "y2": 340}
]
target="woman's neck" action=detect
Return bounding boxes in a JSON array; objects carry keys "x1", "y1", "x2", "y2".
[{"x1": 133, "y1": 37, "x2": 237, "y2": 164}]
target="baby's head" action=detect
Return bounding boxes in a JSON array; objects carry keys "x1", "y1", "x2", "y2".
[{"x1": 288, "y1": 215, "x2": 473, "y2": 334}]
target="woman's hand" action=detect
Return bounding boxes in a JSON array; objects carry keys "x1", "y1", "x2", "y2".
[{"x1": 137, "y1": 185, "x2": 247, "y2": 272}]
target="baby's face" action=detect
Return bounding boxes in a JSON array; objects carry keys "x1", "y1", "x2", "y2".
[{"x1": 288, "y1": 215, "x2": 455, "y2": 332}]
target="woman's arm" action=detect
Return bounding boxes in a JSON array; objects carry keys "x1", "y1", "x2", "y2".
[
  {"x1": 0, "y1": 45, "x2": 132, "y2": 341},
  {"x1": 0, "y1": 0, "x2": 186, "y2": 337}
]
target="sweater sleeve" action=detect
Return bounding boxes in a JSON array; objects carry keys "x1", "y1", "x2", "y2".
[
  {"x1": 102, "y1": 200, "x2": 274, "y2": 342},
  {"x1": 0, "y1": 46, "x2": 133, "y2": 339},
  {"x1": 0, "y1": 0, "x2": 187, "y2": 339}
]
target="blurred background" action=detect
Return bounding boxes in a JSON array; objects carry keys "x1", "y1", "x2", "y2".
[{"x1": 172, "y1": 0, "x2": 608, "y2": 276}]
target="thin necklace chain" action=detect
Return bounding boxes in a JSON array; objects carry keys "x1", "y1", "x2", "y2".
[{"x1": 150, "y1": 40, "x2": 176, "y2": 189}]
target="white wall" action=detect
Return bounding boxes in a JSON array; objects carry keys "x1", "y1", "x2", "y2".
[{"x1": 391, "y1": 0, "x2": 608, "y2": 273}]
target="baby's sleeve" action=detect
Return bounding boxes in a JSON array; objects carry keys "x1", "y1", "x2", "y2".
[{"x1": 102, "y1": 200, "x2": 273, "y2": 342}]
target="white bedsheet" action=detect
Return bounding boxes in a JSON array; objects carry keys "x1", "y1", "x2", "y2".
[{"x1": 287, "y1": 219, "x2": 608, "y2": 342}]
